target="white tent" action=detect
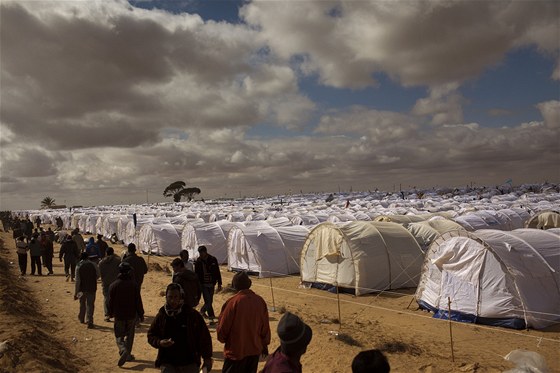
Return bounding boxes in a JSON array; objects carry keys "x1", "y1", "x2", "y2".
[
  {"x1": 181, "y1": 221, "x2": 235, "y2": 264},
  {"x1": 227, "y1": 222, "x2": 301, "y2": 277},
  {"x1": 526, "y1": 211, "x2": 560, "y2": 230},
  {"x1": 138, "y1": 220, "x2": 182, "y2": 256},
  {"x1": 407, "y1": 218, "x2": 465, "y2": 251},
  {"x1": 300, "y1": 221, "x2": 424, "y2": 295},
  {"x1": 415, "y1": 229, "x2": 560, "y2": 329}
]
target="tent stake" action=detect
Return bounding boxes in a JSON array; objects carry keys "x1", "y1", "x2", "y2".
[
  {"x1": 269, "y1": 276, "x2": 276, "y2": 312},
  {"x1": 406, "y1": 296, "x2": 416, "y2": 310},
  {"x1": 336, "y1": 284, "x2": 342, "y2": 329},
  {"x1": 447, "y1": 297, "x2": 455, "y2": 362}
]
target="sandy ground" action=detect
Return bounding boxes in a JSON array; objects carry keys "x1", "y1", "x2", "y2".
[{"x1": 0, "y1": 227, "x2": 559, "y2": 373}]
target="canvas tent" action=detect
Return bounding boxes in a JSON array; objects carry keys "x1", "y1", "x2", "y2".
[
  {"x1": 181, "y1": 221, "x2": 235, "y2": 264},
  {"x1": 415, "y1": 229, "x2": 560, "y2": 329},
  {"x1": 407, "y1": 218, "x2": 465, "y2": 251},
  {"x1": 525, "y1": 211, "x2": 560, "y2": 230},
  {"x1": 138, "y1": 220, "x2": 182, "y2": 256},
  {"x1": 227, "y1": 222, "x2": 303, "y2": 277},
  {"x1": 300, "y1": 221, "x2": 424, "y2": 295}
]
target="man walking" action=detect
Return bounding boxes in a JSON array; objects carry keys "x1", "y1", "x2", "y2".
[
  {"x1": 75, "y1": 252, "x2": 100, "y2": 329},
  {"x1": 108, "y1": 262, "x2": 144, "y2": 367},
  {"x1": 96, "y1": 234, "x2": 109, "y2": 258},
  {"x1": 194, "y1": 246, "x2": 222, "y2": 323},
  {"x1": 29, "y1": 234, "x2": 43, "y2": 276},
  {"x1": 40, "y1": 232, "x2": 54, "y2": 275},
  {"x1": 59, "y1": 235, "x2": 80, "y2": 281},
  {"x1": 72, "y1": 228, "x2": 86, "y2": 253},
  {"x1": 122, "y1": 243, "x2": 148, "y2": 324},
  {"x1": 171, "y1": 258, "x2": 201, "y2": 309},
  {"x1": 216, "y1": 271, "x2": 270, "y2": 373},
  {"x1": 99, "y1": 247, "x2": 121, "y2": 322}
]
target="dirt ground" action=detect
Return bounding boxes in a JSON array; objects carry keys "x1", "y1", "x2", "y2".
[{"x1": 0, "y1": 227, "x2": 558, "y2": 373}]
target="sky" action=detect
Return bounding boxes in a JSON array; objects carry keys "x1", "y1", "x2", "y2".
[{"x1": 0, "y1": 0, "x2": 559, "y2": 210}]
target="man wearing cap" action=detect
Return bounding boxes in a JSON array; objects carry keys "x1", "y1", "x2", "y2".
[
  {"x1": 217, "y1": 271, "x2": 270, "y2": 373},
  {"x1": 261, "y1": 312, "x2": 313, "y2": 373},
  {"x1": 109, "y1": 261, "x2": 144, "y2": 367},
  {"x1": 194, "y1": 245, "x2": 222, "y2": 323},
  {"x1": 99, "y1": 247, "x2": 121, "y2": 321}
]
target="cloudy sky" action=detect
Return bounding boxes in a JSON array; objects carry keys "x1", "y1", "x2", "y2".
[{"x1": 1, "y1": 0, "x2": 559, "y2": 210}]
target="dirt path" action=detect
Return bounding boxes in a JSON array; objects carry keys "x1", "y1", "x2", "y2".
[{"x1": 0, "y1": 228, "x2": 559, "y2": 373}]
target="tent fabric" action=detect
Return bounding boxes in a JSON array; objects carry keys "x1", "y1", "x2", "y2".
[
  {"x1": 181, "y1": 221, "x2": 233, "y2": 264},
  {"x1": 373, "y1": 214, "x2": 433, "y2": 225},
  {"x1": 407, "y1": 219, "x2": 465, "y2": 251},
  {"x1": 526, "y1": 211, "x2": 560, "y2": 230},
  {"x1": 300, "y1": 221, "x2": 424, "y2": 295},
  {"x1": 227, "y1": 223, "x2": 306, "y2": 277},
  {"x1": 415, "y1": 229, "x2": 560, "y2": 329},
  {"x1": 138, "y1": 221, "x2": 182, "y2": 256}
]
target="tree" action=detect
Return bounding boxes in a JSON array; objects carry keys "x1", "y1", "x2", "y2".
[
  {"x1": 163, "y1": 181, "x2": 201, "y2": 202},
  {"x1": 41, "y1": 196, "x2": 56, "y2": 209}
]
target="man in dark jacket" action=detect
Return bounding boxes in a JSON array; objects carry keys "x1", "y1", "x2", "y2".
[
  {"x1": 109, "y1": 262, "x2": 144, "y2": 367},
  {"x1": 75, "y1": 252, "x2": 100, "y2": 329},
  {"x1": 96, "y1": 234, "x2": 109, "y2": 258},
  {"x1": 123, "y1": 243, "x2": 148, "y2": 326},
  {"x1": 147, "y1": 283, "x2": 213, "y2": 372},
  {"x1": 171, "y1": 258, "x2": 201, "y2": 309},
  {"x1": 99, "y1": 247, "x2": 121, "y2": 321},
  {"x1": 59, "y1": 235, "x2": 80, "y2": 281},
  {"x1": 40, "y1": 232, "x2": 54, "y2": 275},
  {"x1": 122, "y1": 243, "x2": 148, "y2": 291},
  {"x1": 194, "y1": 246, "x2": 222, "y2": 323}
]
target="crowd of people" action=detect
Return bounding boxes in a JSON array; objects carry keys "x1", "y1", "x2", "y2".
[{"x1": 7, "y1": 219, "x2": 391, "y2": 372}]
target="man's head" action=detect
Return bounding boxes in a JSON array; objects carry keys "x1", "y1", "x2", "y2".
[
  {"x1": 351, "y1": 349, "x2": 390, "y2": 373},
  {"x1": 106, "y1": 247, "x2": 114, "y2": 256},
  {"x1": 127, "y1": 243, "x2": 136, "y2": 253},
  {"x1": 232, "y1": 271, "x2": 252, "y2": 291},
  {"x1": 277, "y1": 312, "x2": 312, "y2": 356},
  {"x1": 179, "y1": 249, "x2": 189, "y2": 261},
  {"x1": 197, "y1": 245, "x2": 208, "y2": 259},
  {"x1": 165, "y1": 283, "x2": 184, "y2": 310},
  {"x1": 171, "y1": 258, "x2": 185, "y2": 272},
  {"x1": 97, "y1": 234, "x2": 103, "y2": 240}
]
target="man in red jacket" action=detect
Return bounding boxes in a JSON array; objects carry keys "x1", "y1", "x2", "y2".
[{"x1": 217, "y1": 271, "x2": 270, "y2": 373}]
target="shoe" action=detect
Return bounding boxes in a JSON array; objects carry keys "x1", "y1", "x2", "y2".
[
  {"x1": 66, "y1": 275, "x2": 70, "y2": 282},
  {"x1": 104, "y1": 317, "x2": 111, "y2": 322},
  {"x1": 79, "y1": 319, "x2": 85, "y2": 324},
  {"x1": 87, "y1": 323, "x2": 94, "y2": 329},
  {"x1": 71, "y1": 278, "x2": 75, "y2": 282},
  {"x1": 127, "y1": 354, "x2": 135, "y2": 362},
  {"x1": 117, "y1": 351, "x2": 129, "y2": 367}
]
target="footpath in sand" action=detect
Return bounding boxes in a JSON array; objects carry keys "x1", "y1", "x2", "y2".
[{"x1": 0, "y1": 227, "x2": 559, "y2": 373}]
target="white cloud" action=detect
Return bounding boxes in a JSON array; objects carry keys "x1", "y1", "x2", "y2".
[
  {"x1": 537, "y1": 100, "x2": 560, "y2": 129},
  {"x1": 241, "y1": 0, "x2": 560, "y2": 88}
]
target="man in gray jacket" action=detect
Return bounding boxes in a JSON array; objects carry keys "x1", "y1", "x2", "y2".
[{"x1": 99, "y1": 247, "x2": 121, "y2": 322}]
